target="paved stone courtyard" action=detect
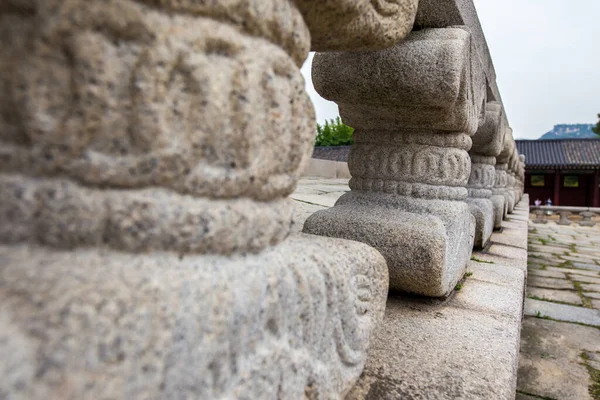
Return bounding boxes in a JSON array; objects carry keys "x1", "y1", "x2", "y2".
[{"x1": 518, "y1": 221, "x2": 600, "y2": 400}]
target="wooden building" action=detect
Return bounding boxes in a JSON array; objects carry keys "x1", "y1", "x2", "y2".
[{"x1": 516, "y1": 139, "x2": 600, "y2": 207}]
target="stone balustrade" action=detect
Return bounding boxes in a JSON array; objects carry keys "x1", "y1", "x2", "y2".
[
  {"x1": 304, "y1": 1, "x2": 526, "y2": 297},
  {"x1": 532, "y1": 206, "x2": 600, "y2": 227},
  {"x1": 0, "y1": 0, "x2": 528, "y2": 398},
  {"x1": 304, "y1": 26, "x2": 483, "y2": 297}
]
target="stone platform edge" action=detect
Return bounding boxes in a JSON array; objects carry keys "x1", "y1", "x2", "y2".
[
  {"x1": 303, "y1": 158, "x2": 351, "y2": 179},
  {"x1": 347, "y1": 195, "x2": 530, "y2": 399}
]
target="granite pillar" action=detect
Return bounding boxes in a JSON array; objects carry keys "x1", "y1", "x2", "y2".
[
  {"x1": 304, "y1": 27, "x2": 486, "y2": 297},
  {"x1": 0, "y1": 1, "x2": 419, "y2": 397}
]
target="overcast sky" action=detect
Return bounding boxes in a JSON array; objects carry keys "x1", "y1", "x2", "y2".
[{"x1": 300, "y1": 0, "x2": 600, "y2": 140}]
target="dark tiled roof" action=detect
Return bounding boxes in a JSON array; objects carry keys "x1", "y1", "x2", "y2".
[
  {"x1": 516, "y1": 139, "x2": 600, "y2": 169},
  {"x1": 311, "y1": 146, "x2": 351, "y2": 162}
]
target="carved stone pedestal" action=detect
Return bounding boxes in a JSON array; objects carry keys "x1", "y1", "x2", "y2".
[
  {"x1": 0, "y1": 234, "x2": 388, "y2": 399},
  {"x1": 0, "y1": 0, "x2": 420, "y2": 397},
  {"x1": 304, "y1": 28, "x2": 484, "y2": 297}
]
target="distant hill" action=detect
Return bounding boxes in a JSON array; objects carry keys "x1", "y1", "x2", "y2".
[{"x1": 539, "y1": 124, "x2": 597, "y2": 140}]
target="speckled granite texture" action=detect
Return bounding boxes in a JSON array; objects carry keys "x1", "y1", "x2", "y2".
[
  {"x1": 305, "y1": 27, "x2": 484, "y2": 297},
  {"x1": 312, "y1": 146, "x2": 352, "y2": 162},
  {"x1": 0, "y1": 0, "x2": 418, "y2": 397}
]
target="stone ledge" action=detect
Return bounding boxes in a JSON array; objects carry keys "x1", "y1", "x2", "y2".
[
  {"x1": 303, "y1": 158, "x2": 351, "y2": 179},
  {"x1": 346, "y1": 196, "x2": 529, "y2": 399}
]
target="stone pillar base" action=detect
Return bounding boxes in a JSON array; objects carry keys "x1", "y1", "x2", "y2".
[
  {"x1": 466, "y1": 198, "x2": 494, "y2": 249},
  {"x1": 491, "y1": 195, "x2": 507, "y2": 230},
  {"x1": 506, "y1": 191, "x2": 516, "y2": 214},
  {"x1": 303, "y1": 192, "x2": 475, "y2": 297},
  {"x1": 0, "y1": 235, "x2": 387, "y2": 399},
  {"x1": 503, "y1": 192, "x2": 514, "y2": 216}
]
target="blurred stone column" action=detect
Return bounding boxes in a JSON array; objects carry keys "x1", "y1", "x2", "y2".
[
  {"x1": 304, "y1": 27, "x2": 486, "y2": 297},
  {"x1": 496, "y1": 129, "x2": 516, "y2": 216},
  {"x1": 492, "y1": 162, "x2": 509, "y2": 227},
  {"x1": 466, "y1": 101, "x2": 505, "y2": 249},
  {"x1": 0, "y1": 0, "x2": 418, "y2": 398},
  {"x1": 518, "y1": 154, "x2": 526, "y2": 202},
  {"x1": 507, "y1": 148, "x2": 519, "y2": 213},
  {"x1": 491, "y1": 133, "x2": 507, "y2": 229}
]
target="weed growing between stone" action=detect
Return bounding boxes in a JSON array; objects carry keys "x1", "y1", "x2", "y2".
[
  {"x1": 574, "y1": 281, "x2": 594, "y2": 308},
  {"x1": 470, "y1": 256, "x2": 494, "y2": 264},
  {"x1": 527, "y1": 295, "x2": 581, "y2": 307},
  {"x1": 581, "y1": 352, "x2": 600, "y2": 400}
]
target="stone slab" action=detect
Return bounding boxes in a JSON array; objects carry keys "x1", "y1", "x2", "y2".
[
  {"x1": 563, "y1": 254, "x2": 600, "y2": 263},
  {"x1": 468, "y1": 260, "x2": 524, "y2": 288},
  {"x1": 547, "y1": 267, "x2": 600, "y2": 277},
  {"x1": 572, "y1": 262, "x2": 600, "y2": 272},
  {"x1": 346, "y1": 298, "x2": 521, "y2": 400},
  {"x1": 527, "y1": 276, "x2": 574, "y2": 290},
  {"x1": 524, "y1": 298, "x2": 600, "y2": 327},
  {"x1": 289, "y1": 192, "x2": 342, "y2": 208},
  {"x1": 473, "y1": 252, "x2": 527, "y2": 271},
  {"x1": 528, "y1": 244, "x2": 570, "y2": 254},
  {"x1": 492, "y1": 232, "x2": 528, "y2": 250},
  {"x1": 570, "y1": 275, "x2": 600, "y2": 285},
  {"x1": 581, "y1": 283, "x2": 600, "y2": 293},
  {"x1": 526, "y1": 287, "x2": 583, "y2": 306},
  {"x1": 517, "y1": 316, "x2": 599, "y2": 400},
  {"x1": 584, "y1": 292, "x2": 600, "y2": 300},
  {"x1": 525, "y1": 252, "x2": 559, "y2": 263},
  {"x1": 527, "y1": 269, "x2": 567, "y2": 279},
  {"x1": 452, "y1": 278, "x2": 524, "y2": 318},
  {"x1": 302, "y1": 158, "x2": 351, "y2": 179}
]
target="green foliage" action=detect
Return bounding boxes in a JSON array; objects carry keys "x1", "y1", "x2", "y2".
[
  {"x1": 315, "y1": 117, "x2": 354, "y2": 146},
  {"x1": 593, "y1": 114, "x2": 600, "y2": 136}
]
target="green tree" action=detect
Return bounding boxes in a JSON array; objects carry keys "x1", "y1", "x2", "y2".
[
  {"x1": 315, "y1": 117, "x2": 355, "y2": 146},
  {"x1": 593, "y1": 114, "x2": 600, "y2": 136}
]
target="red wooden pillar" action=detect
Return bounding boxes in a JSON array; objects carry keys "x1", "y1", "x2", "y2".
[
  {"x1": 593, "y1": 170, "x2": 600, "y2": 208},
  {"x1": 553, "y1": 170, "x2": 560, "y2": 206}
]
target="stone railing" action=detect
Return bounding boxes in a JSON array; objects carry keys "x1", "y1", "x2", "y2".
[
  {"x1": 304, "y1": 0, "x2": 526, "y2": 297},
  {"x1": 531, "y1": 206, "x2": 600, "y2": 226},
  {"x1": 0, "y1": 0, "x2": 526, "y2": 399}
]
